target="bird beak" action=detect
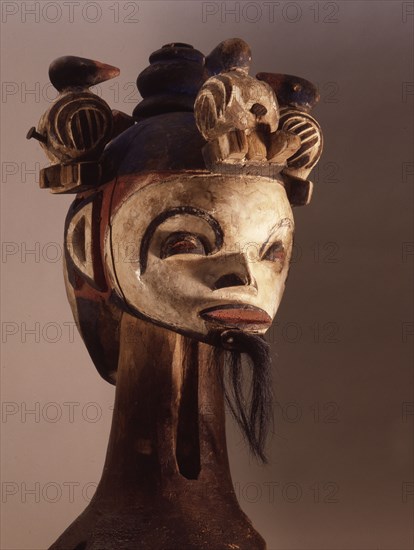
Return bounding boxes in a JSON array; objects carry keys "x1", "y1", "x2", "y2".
[{"x1": 91, "y1": 60, "x2": 120, "y2": 84}]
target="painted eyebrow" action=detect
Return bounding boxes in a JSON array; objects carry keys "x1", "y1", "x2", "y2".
[
  {"x1": 259, "y1": 218, "x2": 294, "y2": 257},
  {"x1": 139, "y1": 206, "x2": 224, "y2": 274}
]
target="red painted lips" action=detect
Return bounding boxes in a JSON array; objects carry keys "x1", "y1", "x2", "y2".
[{"x1": 200, "y1": 305, "x2": 272, "y2": 329}]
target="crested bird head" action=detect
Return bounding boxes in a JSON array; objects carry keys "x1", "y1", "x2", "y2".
[{"x1": 257, "y1": 72, "x2": 320, "y2": 112}]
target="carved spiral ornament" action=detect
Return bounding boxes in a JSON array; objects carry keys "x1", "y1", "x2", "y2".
[
  {"x1": 39, "y1": 91, "x2": 113, "y2": 163},
  {"x1": 278, "y1": 107, "x2": 323, "y2": 178}
]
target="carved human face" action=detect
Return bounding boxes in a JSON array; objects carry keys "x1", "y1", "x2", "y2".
[{"x1": 105, "y1": 173, "x2": 294, "y2": 340}]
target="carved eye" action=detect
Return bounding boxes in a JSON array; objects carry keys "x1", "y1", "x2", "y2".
[
  {"x1": 161, "y1": 232, "x2": 207, "y2": 258},
  {"x1": 293, "y1": 83, "x2": 302, "y2": 92},
  {"x1": 263, "y1": 241, "x2": 285, "y2": 262}
]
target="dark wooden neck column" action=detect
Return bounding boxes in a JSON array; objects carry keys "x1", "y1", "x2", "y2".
[
  {"x1": 50, "y1": 312, "x2": 265, "y2": 550},
  {"x1": 97, "y1": 312, "x2": 232, "y2": 495}
]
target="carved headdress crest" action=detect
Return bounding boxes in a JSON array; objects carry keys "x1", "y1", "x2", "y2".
[{"x1": 27, "y1": 38, "x2": 322, "y2": 206}]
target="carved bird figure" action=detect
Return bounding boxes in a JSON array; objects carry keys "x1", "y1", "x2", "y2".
[{"x1": 27, "y1": 56, "x2": 120, "y2": 164}]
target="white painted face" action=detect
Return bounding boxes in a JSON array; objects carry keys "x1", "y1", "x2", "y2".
[{"x1": 105, "y1": 173, "x2": 294, "y2": 339}]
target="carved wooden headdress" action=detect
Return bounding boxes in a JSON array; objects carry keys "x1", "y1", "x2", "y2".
[{"x1": 28, "y1": 38, "x2": 322, "y2": 203}]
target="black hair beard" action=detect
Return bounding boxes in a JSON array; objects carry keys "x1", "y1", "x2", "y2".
[{"x1": 212, "y1": 329, "x2": 273, "y2": 463}]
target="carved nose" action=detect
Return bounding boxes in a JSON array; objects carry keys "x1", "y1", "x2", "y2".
[{"x1": 213, "y1": 273, "x2": 250, "y2": 290}]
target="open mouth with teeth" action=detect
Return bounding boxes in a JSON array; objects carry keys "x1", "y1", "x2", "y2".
[{"x1": 199, "y1": 304, "x2": 272, "y2": 331}]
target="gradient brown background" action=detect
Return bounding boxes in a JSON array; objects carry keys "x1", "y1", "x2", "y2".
[{"x1": 1, "y1": 1, "x2": 413, "y2": 549}]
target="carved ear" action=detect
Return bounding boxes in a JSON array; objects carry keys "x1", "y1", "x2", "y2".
[{"x1": 64, "y1": 193, "x2": 107, "y2": 291}]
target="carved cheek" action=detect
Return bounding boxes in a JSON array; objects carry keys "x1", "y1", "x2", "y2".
[
  {"x1": 144, "y1": 255, "x2": 210, "y2": 299},
  {"x1": 248, "y1": 262, "x2": 288, "y2": 319}
]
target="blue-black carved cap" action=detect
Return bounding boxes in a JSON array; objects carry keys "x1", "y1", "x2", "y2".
[
  {"x1": 102, "y1": 111, "x2": 206, "y2": 179},
  {"x1": 102, "y1": 39, "x2": 252, "y2": 180}
]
